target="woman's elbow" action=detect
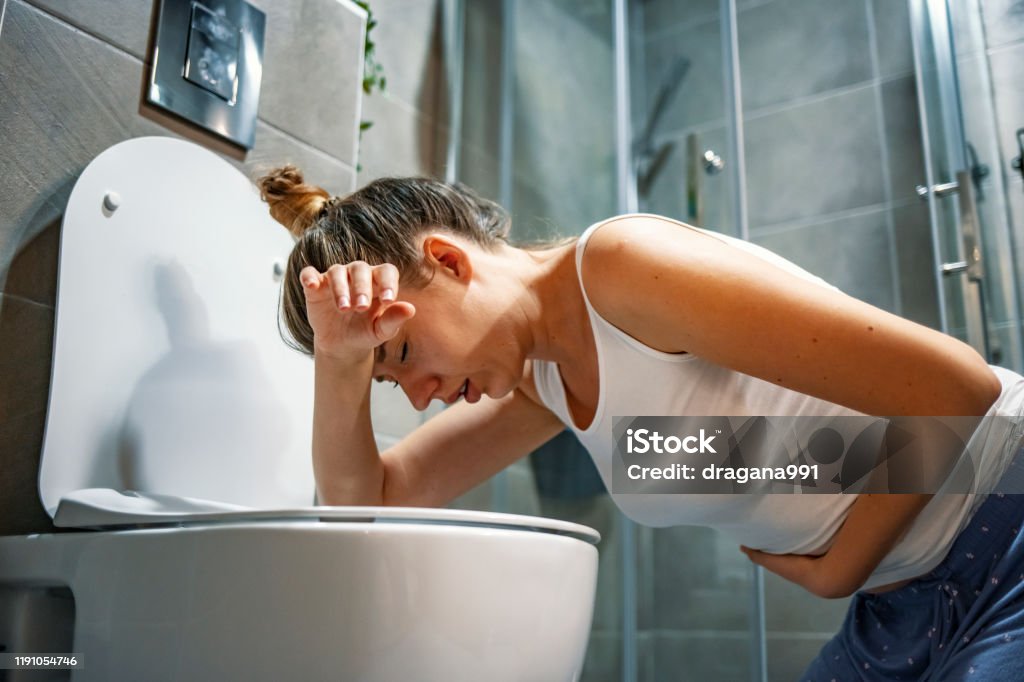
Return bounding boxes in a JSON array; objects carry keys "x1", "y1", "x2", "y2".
[
  {"x1": 811, "y1": 572, "x2": 860, "y2": 600},
  {"x1": 942, "y1": 339, "x2": 1000, "y2": 416},
  {"x1": 963, "y1": 359, "x2": 1001, "y2": 416}
]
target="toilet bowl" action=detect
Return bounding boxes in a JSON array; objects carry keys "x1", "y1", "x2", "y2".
[{"x1": 0, "y1": 137, "x2": 600, "y2": 682}]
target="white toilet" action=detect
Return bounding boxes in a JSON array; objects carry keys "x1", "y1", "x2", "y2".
[{"x1": 0, "y1": 137, "x2": 600, "y2": 682}]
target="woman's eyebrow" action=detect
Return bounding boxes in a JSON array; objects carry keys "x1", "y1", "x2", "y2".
[{"x1": 375, "y1": 342, "x2": 387, "y2": 365}]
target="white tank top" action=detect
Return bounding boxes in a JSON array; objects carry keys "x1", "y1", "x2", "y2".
[{"x1": 533, "y1": 214, "x2": 1024, "y2": 591}]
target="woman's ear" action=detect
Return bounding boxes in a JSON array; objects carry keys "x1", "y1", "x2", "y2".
[{"x1": 422, "y1": 234, "x2": 473, "y2": 281}]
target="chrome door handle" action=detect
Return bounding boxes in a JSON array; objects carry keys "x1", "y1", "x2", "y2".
[
  {"x1": 941, "y1": 261, "x2": 969, "y2": 275},
  {"x1": 916, "y1": 181, "x2": 959, "y2": 198}
]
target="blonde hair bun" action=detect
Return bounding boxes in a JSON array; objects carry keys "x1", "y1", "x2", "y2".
[{"x1": 255, "y1": 165, "x2": 331, "y2": 239}]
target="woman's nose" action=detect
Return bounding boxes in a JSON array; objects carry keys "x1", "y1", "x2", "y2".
[{"x1": 401, "y1": 374, "x2": 440, "y2": 412}]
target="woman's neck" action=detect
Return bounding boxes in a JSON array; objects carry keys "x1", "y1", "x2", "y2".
[{"x1": 512, "y1": 240, "x2": 594, "y2": 372}]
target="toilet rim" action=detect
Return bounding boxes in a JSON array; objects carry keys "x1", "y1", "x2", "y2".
[{"x1": 53, "y1": 488, "x2": 602, "y2": 544}]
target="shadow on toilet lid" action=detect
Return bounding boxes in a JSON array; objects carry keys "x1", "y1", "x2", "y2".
[{"x1": 54, "y1": 488, "x2": 602, "y2": 543}]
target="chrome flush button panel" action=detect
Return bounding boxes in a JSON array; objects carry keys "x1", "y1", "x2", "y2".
[
  {"x1": 184, "y1": 3, "x2": 239, "y2": 101},
  {"x1": 149, "y1": 0, "x2": 265, "y2": 149}
]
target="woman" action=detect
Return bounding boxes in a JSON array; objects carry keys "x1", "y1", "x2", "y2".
[{"x1": 257, "y1": 166, "x2": 1024, "y2": 680}]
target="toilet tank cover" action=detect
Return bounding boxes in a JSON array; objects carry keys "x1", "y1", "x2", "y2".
[{"x1": 39, "y1": 137, "x2": 316, "y2": 516}]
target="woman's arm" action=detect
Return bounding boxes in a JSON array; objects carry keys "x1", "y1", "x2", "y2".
[
  {"x1": 580, "y1": 216, "x2": 999, "y2": 417},
  {"x1": 738, "y1": 492, "x2": 937, "y2": 598},
  {"x1": 314, "y1": 348, "x2": 565, "y2": 508},
  {"x1": 302, "y1": 261, "x2": 564, "y2": 507},
  {"x1": 380, "y1": 378, "x2": 566, "y2": 507},
  {"x1": 314, "y1": 343, "x2": 565, "y2": 507},
  {"x1": 580, "y1": 216, "x2": 1001, "y2": 597}
]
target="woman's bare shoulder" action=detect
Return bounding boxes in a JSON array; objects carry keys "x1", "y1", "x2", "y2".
[
  {"x1": 577, "y1": 214, "x2": 999, "y2": 416},
  {"x1": 578, "y1": 215, "x2": 729, "y2": 353}
]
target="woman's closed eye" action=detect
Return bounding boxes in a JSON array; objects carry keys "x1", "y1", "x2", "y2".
[{"x1": 373, "y1": 340, "x2": 407, "y2": 388}]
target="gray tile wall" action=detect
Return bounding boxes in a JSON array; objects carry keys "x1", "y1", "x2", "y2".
[
  {"x1": 510, "y1": 0, "x2": 617, "y2": 242},
  {"x1": 0, "y1": 0, "x2": 367, "y2": 535}
]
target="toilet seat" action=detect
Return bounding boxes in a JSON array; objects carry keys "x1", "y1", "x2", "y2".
[{"x1": 54, "y1": 488, "x2": 602, "y2": 543}]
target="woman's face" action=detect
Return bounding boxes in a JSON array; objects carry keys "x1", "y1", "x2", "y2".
[{"x1": 371, "y1": 234, "x2": 527, "y2": 410}]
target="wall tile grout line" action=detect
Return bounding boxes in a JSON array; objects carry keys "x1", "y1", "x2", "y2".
[
  {"x1": 12, "y1": 0, "x2": 358, "y2": 174},
  {"x1": 740, "y1": 74, "x2": 908, "y2": 124},
  {"x1": 649, "y1": 70, "x2": 920, "y2": 149},
  {"x1": 749, "y1": 197, "x2": 925, "y2": 237},
  {"x1": 258, "y1": 118, "x2": 358, "y2": 177},
  {"x1": 17, "y1": 0, "x2": 146, "y2": 63},
  {"x1": 986, "y1": 37, "x2": 1024, "y2": 55}
]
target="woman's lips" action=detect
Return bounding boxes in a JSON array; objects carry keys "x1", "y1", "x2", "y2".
[
  {"x1": 445, "y1": 379, "x2": 469, "y2": 404},
  {"x1": 443, "y1": 379, "x2": 483, "y2": 404}
]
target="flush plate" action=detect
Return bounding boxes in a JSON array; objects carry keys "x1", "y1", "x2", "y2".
[{"x1": 148, "y1": 0, "x2": 265, "y2": 149}]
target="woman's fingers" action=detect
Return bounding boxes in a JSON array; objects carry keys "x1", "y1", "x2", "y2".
[
  {"x1": 373, "y1": 263, "x2": 400, "y2": 302},
  {"x1": 298, "y1": 265, "x2": 321, "y2": 290},
  {"x1": 299, "y1": 266, "x2": 333, "y2": 301},
  {"x1": 304, "y1": 262, "x2": 401, "y2": 311},
  {"x1": 323, "y1": 264, "x2": 351, "y2": 310},
  {"x1": 374, "y1": 301, "x2": 416, "y2": 342},
  {"x1": 348, "y1": 261, "x2": 374, "y2": 311},
  {"x1": 300, "y1": 262, "x2": 408, "y2": 350}
]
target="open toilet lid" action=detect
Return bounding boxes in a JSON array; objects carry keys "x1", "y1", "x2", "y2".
[
  {"x1": 53, "y1": 488, "x2": 601, "y2": 544},
  {"x1": 39, "y1": 136, "x2": 315, "y2": 516},
  {"x1": 38, "y1": 136, "x2": 602, "y2": 546}
]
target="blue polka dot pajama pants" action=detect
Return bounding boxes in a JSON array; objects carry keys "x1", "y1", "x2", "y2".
[{"x1": 801, "y1": 443, "x2": 1024, "y2": 681}]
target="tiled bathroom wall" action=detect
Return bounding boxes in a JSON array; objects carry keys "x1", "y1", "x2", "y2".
[{"x1": 0, "y1": 0, "x2": 390, "y2": 535}]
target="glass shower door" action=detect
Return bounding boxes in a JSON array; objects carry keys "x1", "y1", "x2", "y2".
[{"x1": 909, "y1": 0, "x2": 1024, "y2": 371}]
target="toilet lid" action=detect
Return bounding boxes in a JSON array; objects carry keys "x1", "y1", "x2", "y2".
[
  {"x1": 39, "y1": 137, "x2": 315, "y2": 516},
  {"x1": 38, "y1": 137, "x2": 603, "y2": 547},
  {"x1": 52, "y1": 488, "x2": 601, "y2": 543}
]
